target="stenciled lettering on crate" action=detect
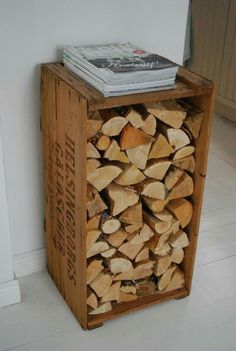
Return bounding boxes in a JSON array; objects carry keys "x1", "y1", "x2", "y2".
[{"x1": 51, "y1": 135, "x2": 77, "y2": 286}]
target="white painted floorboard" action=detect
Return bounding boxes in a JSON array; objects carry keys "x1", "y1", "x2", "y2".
[{"x1": 1, "y1": 115, "x2": 236, "y2": 351}]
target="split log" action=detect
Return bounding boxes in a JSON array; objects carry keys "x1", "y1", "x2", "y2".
[
  {"x1": 135, "y1": 247, "x2": 149, "y2": 262},
  {"x1": 126, "y1": 142, "x2": 152, "y2": 169},
  {"x1": 114, "y1": 164, "x2": 146, "y2": 185},
  {"x1": 87, "y1": 111, "x2": 103, "y2": 140},
  {"x1": 129, "y1": 224, "x2": 154, "y2": 244},
  {"x1": 129, "y1": 104, "x2": 157, "y2": 134},
  {"x1": 120, "y1": 284, "x2": 136, "y2": 295},
  {"x1": 171, "y1": 218, "x2": 181, "y2": 235},
  {"x1": 167, "y1": 198, "x2": 193, "y2": 228},
  {"x1": 87, "y1": 214, "x2": 101, "y2": 230},
  {"x1": 87, "y1": 241, "x2": 110, "y2": 259},
  {"x1": 87, "y1": 159, "x2": 101, "y2": 173},
  {"x1": 154, "y1": 209, "x2": 173, "y2": 222},
  {"x1": 145, "y1": 100, "x2": 186, "y2": 128},
  {"x1": 170, "y1": 247, "x2": 184, "y2": 264},
  {"x1": 119, "y1": 202, "x2": 143, "y2": 227},
  {"x1": 148, "y1": 133, "x2": 173, "y2": 159},
  {"x1": 104, "y1": 140, "x2": 130, "y2": 163},
  {"x1": 169, "y1": 230, "x2": 189, "y2": 248},
  {"x1": 124, "y1": 224, "x2": 142, "y2": 233},
  {"x1": 138, "y1": 180, "x2": 167, "y2": 200},
  {"x1": 154, "y1": 243, "x2": 171, "y2": 256},
  {"x1": 133, "y1": 260, "x2": 154, "y2": 280},
  {"x1": 168, "y1": 172, "x2": 194, "y2": 200},
  {"x1": 87, "y1": 289, "x2": 98, "y2": 310},
  {"x1": 87, "y1": 260, "x2": 103, "y2": 284},
  {"x1": 118, "y1": 242, "x2": 144, "y2": 260},
  {"x1": 118, "y1": 291, "x2": 138, "y2": 303},
  {"x1": 89, "y1": 302, "x2": 112, "y2": 315},
  {"x1": 181, "y1": 103, "x2": 204, "y2": 139},
  {"x1": 120, "y1": 124, "x2": 154, "y2": 150},
  {"x1": 106, "y1": 229, "x2": 128, "y2": 248},
  {"x1": 100, "y1": 248, "x2": 117, "y2": 258},
  {"x1": 142, "y1": 196, "x2": 168, "y2": 213},
  {"x1": 148, "y1": 227, "x2": 173, "y2": 255},
  {"x1": 166, "y1": 128, "x2": 190, "y2": 151},
  {"x1": 164, "y1": 167, "x2": 184, "y2": 190},
  {"x1": 101, "y1": 218, "x2": 121, "y2": 234},
  {"x1": 87, "y1": 188, "x2": 107, "y2": 218},
  {"x1": 117, "y1": 106, "x2": 145, "y2": 128},
  {"x1": 140, "y1": 114, "x2": 156, "y2": 136},
  {"x1": 164, "y1": 267, "x2": 185, "y2": 292},
  {"x1": 110, "y1": 257, "x2": 133, "y2": 274},
  {"x1": 148, "y1": 234, "x2": 171, "y2": 256},
  {"x1": 173, "y1": 145, "x2": 195, "y2": 161},
  {"x1": 172, "y1": 155, "x2": 196, "y2": 173},
  {"x1": 96, "y1": 135, "x2": 111, "y2": 151},
  {"x1": 90, "y1": 272, "x2": 112, "y2": 297},
  {"x1": 136, "y1": 280, "x2": 156, "y2": 296},
  {"x1": 87, "y1": 142, "x2": 101, "y2": 159},
  {"x1": 144, "y1": 159, "x2": 171, "y2": 180},
  {"x1": 107, "y1": 183, "x2": 139, "y2": 216},
  {"x1": 158, "y1": 265, "x2": 176, "y2": 291},
  {"x1": 143, "y1": 211, "x2": 172, "y2": 234},
  {"x1": 154, "y1": 255, "x2": 172, "y2": 276},
  {"x1": 101, "y1": 116, "x2": 128, "y2": 136},
  {"x1": 113, "y1": 269, "x2": 134, "y2": 281},
  {"x1": 87, "y1": 165, "x2": 122, "y2": 191},
  {"x1": 101, "y1": 281, "x2": 121, "y2": 302},
  {"x1": 87, "y1": 229, "x2": 101, "y2": 251}
]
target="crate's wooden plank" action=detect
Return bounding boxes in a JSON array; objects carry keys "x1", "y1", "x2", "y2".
[
  {"x1": 43, "y1": 63, "x2": 213, "y2": 112},
  {"x1": 64, "y1": 88, "x2": 88, "y2": 329},
  {"x1": 88, "y1": 82, "x2": 212, "y2": 111},
  {"x1": 44, "y1": 63, "x2": 101, "y2": 102},
  {"x1": 88, "y1": 288, "x2": 188, "y2": 329},
  {"x1": 183, "y1": 87, "x2": 215, "y2": 293},
  {"x1": 177, "y1": 66, "x2": 212, "y2": 89},
  {"x1": 41, "y1": 67, "x2": 53, "y2": 275},
  {"x1": 41, "y1": 67, "x2": 62, "y2": 289}
]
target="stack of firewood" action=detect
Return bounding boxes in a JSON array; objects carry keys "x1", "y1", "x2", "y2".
[{"x1": 86, "y1": 99, "x2": 203, "y2": 315}]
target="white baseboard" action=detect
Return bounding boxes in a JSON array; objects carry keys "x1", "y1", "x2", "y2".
[
  {"x1": 13, "y1": 248, "x2": 46, "y2": 278},
  {"x1": 0, "y1": 279, "x2": 21, "y2": 308}
]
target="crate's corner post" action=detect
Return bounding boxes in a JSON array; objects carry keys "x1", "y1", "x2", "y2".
[
  {"x1": 183, "y1": 85, "x2": 215, "y2": 295},
  {"x1": 41, "y1": 66, "x2": 62, "y2": 287}
]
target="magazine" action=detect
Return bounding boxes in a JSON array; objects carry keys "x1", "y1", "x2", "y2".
[{"x1": 63, "y1": 43, "x2": 178, "y2": 96}]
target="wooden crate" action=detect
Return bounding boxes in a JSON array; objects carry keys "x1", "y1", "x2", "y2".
[{"x1": 40, "y1": 63, "x2": 214, "y2": 330}]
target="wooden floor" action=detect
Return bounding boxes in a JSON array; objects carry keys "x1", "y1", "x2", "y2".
[{"x1": 1, "y1": 115, "x2": 236, "y2": 351}]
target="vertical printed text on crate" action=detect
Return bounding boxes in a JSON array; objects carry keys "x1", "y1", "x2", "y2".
[{"x1": 40, "y1": 63, "x2": 214, "y2": 329}]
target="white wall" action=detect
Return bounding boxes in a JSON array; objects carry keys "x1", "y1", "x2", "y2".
[
  {"x1": 0, "y1": 0, "x2": 189, "y2": 259},
  {"x1": 0, "y1": 122, "x2": 14, "y2": 282},
  {"x1": 0, "y1": 121, "x2": 21, "y2": 307}
]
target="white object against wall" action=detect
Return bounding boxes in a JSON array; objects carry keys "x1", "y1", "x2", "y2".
[
  {"x1": 0, "y1": 120, "x2": 21, "y2": 306},
  {"x1": 0, "y1": 0, "x2": 189, "y2": 272}
]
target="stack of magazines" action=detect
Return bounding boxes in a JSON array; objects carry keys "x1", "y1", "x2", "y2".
[{"x1": 63, "y1": 43, "x2": 178, "y2": 97}]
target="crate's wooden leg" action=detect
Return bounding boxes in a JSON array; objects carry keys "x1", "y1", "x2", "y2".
[{"x1": 87, "y1": 322, "x2": 103, "y2": 330}]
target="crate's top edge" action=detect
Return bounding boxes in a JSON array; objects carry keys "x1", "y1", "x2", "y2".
[{"x1": 41, "y1": 63, "x2": 214, "y2": 111}]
